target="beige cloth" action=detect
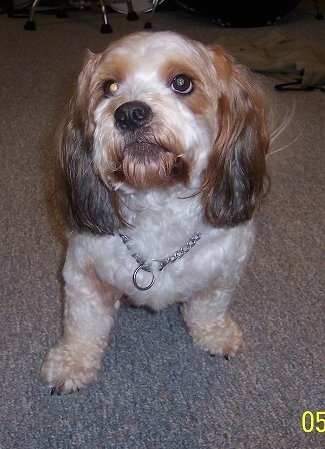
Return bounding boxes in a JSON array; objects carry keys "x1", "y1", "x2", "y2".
[{"x1": 217, "y1": 31, "x2": 325, "y2": 88}]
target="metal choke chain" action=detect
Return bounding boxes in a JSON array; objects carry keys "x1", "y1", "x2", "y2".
[{"x1": 119, "y1": 231, "x2": 202, "y2": 291}]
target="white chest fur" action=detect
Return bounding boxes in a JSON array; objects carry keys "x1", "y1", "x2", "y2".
[{"x1": 66, "y1": 188, "x2": 255, "y2": 311}]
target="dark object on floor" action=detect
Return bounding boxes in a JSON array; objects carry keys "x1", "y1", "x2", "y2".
[
  {"x1": 275, "y1": 81, "x2": 325, "y2": 91},
  {"x1": 313, "y1": 0, "x2": 324, "y2": 19},
  {"x1": 174, "y1": 0, "x2": 301, "y2": 27}
]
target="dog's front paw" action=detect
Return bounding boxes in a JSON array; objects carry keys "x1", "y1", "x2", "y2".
[
  {"x1": 41, "y1": 342, "x2": 102, "y2": 395},
  {"x1": 187, "y1": 315, "x2": 246, "y2": 358}
]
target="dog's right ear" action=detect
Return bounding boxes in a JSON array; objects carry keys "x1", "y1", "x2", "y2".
[{"x1": 56, "y1": 51, "x2": 123, "y2": 235}]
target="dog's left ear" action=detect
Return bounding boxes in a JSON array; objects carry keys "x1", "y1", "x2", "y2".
[{"x1": 201, "y1": 45, "x2": 270, "y2": 228}]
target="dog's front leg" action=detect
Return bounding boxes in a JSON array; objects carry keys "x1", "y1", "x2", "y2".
[
  {"x1": 181, "y1": 290, "x2": 246, "y2": 358},
  {"x1": 41, "y1": 254, "x2": 121, "y2": 395}
]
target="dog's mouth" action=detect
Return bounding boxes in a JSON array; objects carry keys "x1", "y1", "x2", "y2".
[
  {"x1": 123, "y1": 141, "x2": 170, "y2": 160},
  {"x1": 117, "y1": 141, "x2": 183, "y2": 189}
]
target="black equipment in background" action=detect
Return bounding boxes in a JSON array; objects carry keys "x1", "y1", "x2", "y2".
[{"x1": 174, "y1": 0, "x2": 301, "y2": 27}]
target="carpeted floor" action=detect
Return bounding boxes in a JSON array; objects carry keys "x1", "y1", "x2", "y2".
[{"x1": 1, "y1": 1, "x2": 324, "y2": 448}]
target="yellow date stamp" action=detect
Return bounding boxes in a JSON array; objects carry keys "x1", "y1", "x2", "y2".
[{"x1": 301, "y1": 411, "x2": 325, "y2": 433}]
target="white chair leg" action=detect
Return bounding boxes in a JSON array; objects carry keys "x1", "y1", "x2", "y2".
[
  {"x1": 24, "y1": 0, "x2": 40, "y2": 30},
  {"x1": 144, "y1": 0, "x2": 160, "y2": 29},
  {"x1": 99, "y1": 0, "x2": 113, "y2": 33}
]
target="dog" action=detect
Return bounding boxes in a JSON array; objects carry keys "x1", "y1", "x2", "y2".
[{"x1": 41, "y1": 31, "x2": 270, "y2": 394}]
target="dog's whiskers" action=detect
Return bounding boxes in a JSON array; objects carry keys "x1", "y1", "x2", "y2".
[{"x1": 267, "y1": 133, "x2": 300, "y2": 158}]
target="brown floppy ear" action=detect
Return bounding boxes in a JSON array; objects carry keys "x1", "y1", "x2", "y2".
[
  {"x1": 57, "y1": 51, "x2": 123, "y2": 235},
  {"x1": 201, "y1": 47, "x2": 270, "y2": 227}
]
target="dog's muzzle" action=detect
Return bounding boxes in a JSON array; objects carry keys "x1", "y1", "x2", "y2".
[
  {"x1": 114, "y1": 101, "x2": 170, "y2": 166},
  {"x1": 112, "y1": 101, "x2": 188, "y2": 188},
  {"x1": 115, "y1": 101, "x2": 152, "y2": 131}
]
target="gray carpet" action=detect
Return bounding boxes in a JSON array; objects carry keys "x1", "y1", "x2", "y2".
[{"x1": 1, "y1": 1, "x2": 324, "y2": 448}]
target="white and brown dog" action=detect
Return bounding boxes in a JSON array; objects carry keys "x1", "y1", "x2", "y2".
[{"x1": 41, "y1": 31, "x2": 270, "y2": 394}]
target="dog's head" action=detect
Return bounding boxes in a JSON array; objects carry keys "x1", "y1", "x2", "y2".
[{"x1": 58, "y1": 31, "x2": 269, "y2": 234}]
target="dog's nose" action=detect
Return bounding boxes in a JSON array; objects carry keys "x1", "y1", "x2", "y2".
[{"x1": 114, "y1": 101, "x2": 152, "y2": 131}]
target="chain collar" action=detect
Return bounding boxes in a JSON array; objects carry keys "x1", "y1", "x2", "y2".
[{"x1": 119, "y1": 231, "x2": 202, "y2": 291}]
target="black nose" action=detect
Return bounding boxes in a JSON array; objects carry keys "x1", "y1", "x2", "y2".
[{"x1": 115, "y1": 101, "x2": 152, "y2": 131}]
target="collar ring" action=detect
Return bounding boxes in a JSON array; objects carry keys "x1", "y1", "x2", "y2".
[{"x1": 133, "y1": 264, "x2": 155, "y2": 291}]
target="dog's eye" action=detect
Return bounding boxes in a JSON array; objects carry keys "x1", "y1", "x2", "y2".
[
  {"x1": 103, "y1": 79, "x2": 119, "y2": 97},
  {"x1": 171, "y1": 75, "x2": 193, "y2": 94}
]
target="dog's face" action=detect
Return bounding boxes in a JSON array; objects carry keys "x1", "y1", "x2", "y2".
[
  {"x1": 71, "y1": 32, "x2": 223, "y2": 190},
  {"x1": 58, "y1": 31, "x2": 269, "y2": 234}
]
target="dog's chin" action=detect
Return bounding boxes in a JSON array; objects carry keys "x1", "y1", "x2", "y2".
[{"x1": 117, "y1": 141, "x2": 184, "y2": 190}]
